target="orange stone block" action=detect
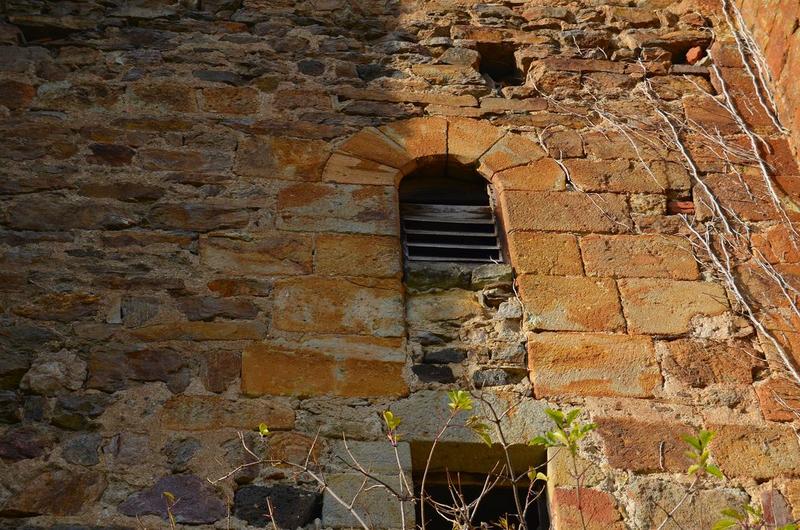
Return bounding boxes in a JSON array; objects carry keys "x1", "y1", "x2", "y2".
[
  {"x1": 518, "y1": 275, "x2": 626, "y2": 332},
  {"x1": 446, "y1": 117, "x2": 505, "y2": 165},
  {"x1": 755, "y1": 376, "x2": 800, "y2": 422},
  {"x1": 595, "y1": 417, "x2": 693, "y2": 472},
  {"x1": 314, "y1": 233, "x2": 401, "y2": 278},
  {"x1": 379, "y1": 117, "x2": 447, "y2": 162},
  {"x1": 708, "y1": 423, "x2": 800, "y2": 480},
  {"x1": 507, "y1": 232, "x2": 583, "y2": 275},
  {"x1": 129, "y1": 321, "x2": 267, "y2": 341},
  {"x1": 242, "y1": 342, "x2": 408, "y2": 398},
  {"x1": 338, "y1": 126, "x2": 414, "y2": 170},
  {"x1": 550, "y1": 488, "x2": 625, "y2": 530},
  {"x1": 322, "y1": 152, "x2": 401, "y2": 186},
  {"x1": 234, "y1": 135, "x2": 329, "y2": 180},
  {"x1": 492, "y1": 158, "x2": 566, "y2": 192},
  {"x1": 528, "y1": 332, "x2": 660, "y2": 398},
  {"x1": 478, "y1": 133, "x2": 546, "y2": 176},
  {"x1": 579, "y1": 234, "x2": 699, "y2": 279},
  {"x1": 199, "y1": 232, "x2": 313, "y2": 276},
  {"x1": 500, "y1": 190, "x2": 631, "y2": 234}
]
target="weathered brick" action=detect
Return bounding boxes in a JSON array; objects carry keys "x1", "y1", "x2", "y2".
[
  {"x1": 618, "y1": 279, "x2": 729, "y2": 335},
  {"x1": 709, "y1": 423, "x2": 800, "y2": 479},
  {"x1": 507, "y1": 232, "x2": 583, "y2": 275},
  {"x1": 478, "y1": 133, "x2": 547, "y2": 176},
  {"x1": 582, "y1": 130, "x2": 679, "y2": 161},
  {"x1": 519, "y1": 276, "x2": 625, "y2": 332},
  {"x1": 321, "y1": 152, "x2": 401, "y2": 186},
  {"x1": 447, "y1": 117, "x2": 505, "y2": 165},
  {"x1": 234, "y1": 135, "x2": 329, "y2": 180},
  {"x1": 492, "y1": 158, "x2": 565, "y2": 192},
  {"x1": 579, "y1": 234, "x2": 699, "y2": 279},
  {"x1": 148, "y1": 203, "x2": 250, "y2": 232},
  {"x1": 242, "y1": 342, "x2": 408, "y2": 398},
  {"x1": 314, "y1": 233, "x2": 401, "y2": 278},
  {"x1": 479, "y1": 97, "x2": 548, "y2": 113},
  {"x1": 596, "y1": 417, "x2": 693, "y2": 472},
  {"x1": 6, "y1": 197, "x2": 140, "y2": 231},
  {"x1": 528, "y1": 332, "x2": 660, "y2": 398},
  {"x1": 500, "y1": 191, "x2": 631, "y2": 233},
  {"x1": 277, "y1": 183, "x2": 398, "y2": 235},
  {"x1": 200, "y1": 232, "x2": 312, "y2": 276},
  {"x1": 201, "y1": 86, "x2": 258, "y2": 114},
  {"x1": 271, "y1": 276, "x2": 404, "y2": 337},
  {"x1": 755, "y1": 376, "x2": 800, "y2": 422},
  {"x1": 661, "y1": 339, "x2": 761, "y2": 388},
  {"x1": 160, "y1": 395, "x2": 295, "y2": 431},
  {"x1": 683, "y1": 94, "x2": 740, "y2": 135},
  {"x1": 606, "y1": 6, "x2": 660, "y2": 27},
  {"x1": 175, "y1": 296, "x2": 259, "y2": 321},
  {"x1": 564, "y1": 159, "x2": 691, "y2": 193},
  {"x1": 550, "y1": 488, "x2": 625, "y2": 530},
  {"x1": 379, "y1": 116, "x2": 447, "y2": 161}
]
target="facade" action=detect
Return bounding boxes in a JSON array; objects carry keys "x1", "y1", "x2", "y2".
[{"x1": 1, "y1": 0, "x2": 800, "y2": 528}]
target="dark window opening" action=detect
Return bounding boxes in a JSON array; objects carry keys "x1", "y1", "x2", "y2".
[
  {"x1": 412, "y1": 441, "x2": 549, "y2": 530},
  {"x1": 475, "y1": 42, "x2": 523, "y2": 86},
  {"x1": 400, "y1": 161, "x2": 502, "y2": 264}
]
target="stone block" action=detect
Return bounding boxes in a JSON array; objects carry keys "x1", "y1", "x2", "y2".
[
  {"x1": 492, "y1": 158, "x2": 566, "y2": 192},
  {"x1": 322, "y1": 152, "x2": 401, "y2": 185},
  {"x1": 160, "y1": 395, "x2": 295, "y2": 431},
  {"x1": 277, "y1": 182, "x2": 399, "y2": 235},
  {"x1": 339, "y1": 127, "x2": 413, "y2": 170},
  {"x1": 315, "y1": 233, "x2": 402, "y2": 278},
  {"x1": 406, "y1": 289, "x2": 482, "y2": 325},
  {"x1": 596, "y1": 417, "x2": 692, "y2": 473},
  {"x1": 499, "y1": 191, "x2": 631, "y2": 234},
  {"x1": 709, "y1": 423, "x2": 800, "y2": 479},
  {"x1": 330, "y1": 440, "x2": 411, "y2": 474},
  {"x1": 201, "y1": 86, "x2": 258, "y2": 114},
  {"x1": 129, "y1": 321, "x2": 266, "y2": 341},
  {"x1": 0, "y1": 79, "x2": 34, "y2": 109},
  {"x1": 137, "y1": 148, "x2": 232, "y2": 173},
  {"x1": 579, "y1": 234, "x2": 699, "y2": 279},
  {"x1": 2, "y1": 469, "x2": 106, "y2": 516},
  {"x1": 322, "y1": 473, "x2": 414, "y2": 529},
  {"x1": 200, "y1": 232, "x2": 312, "y2": 276},
  {"x1": 13, "y1": 292, "x2": 99, "y2": 322},
  {"x1": 131, "y1": 81, "x2": 197, "y2": 112},
  {"x1": 447, "y1": 117, "x2": 505, "y2": 165},
  {"x1": 660, "y1": 339, "x2": 761, "y2": 388},
  {"x1": 234, "y1": 135, "x2": 329, "y2": 181},
  {"x1": 518, "y1": 276, "x2": 626, "y2": 332},
  {"x1": 379, "y1": 116, "x2": 447, "y2": 162},
  {"x1": 564, "y1": 159, "x2": 690, "y2": 193},
  {"x1": 528, "y1": 332, "x2": 660, "y2": 398},
  {"x1": 234, "y1": 484, "x2": 321, "y2": 528},
  {"x1": 550, "y1": 488, "x2": 625, "y2": 530},
  {"x1": 119, "y1": 474, "x2": 226, "y2": 524},
  {"x1": 507, "y1": 232, "x2": 583, "y2": 275},
  {"x1": 618, "y1": 279, "x2": 730, "y2": 335},
  {"x1": 695, "y1": 172, "x2": 777, "y2": 222},
  {"x1": 147, "y1": 203, "x2": 250, "y2": 232},
  {"x1": 272, "y1": 277, "x2": 404, "y2": 337},
  {"x1": 478, "y1": 133, "x2": 547, "y2": 176},
  {"x1": 755, "y1": 376, "x2": 800, "y2": 422},
  {"x1": 241, "y1": 342, "x2": 408, "y2": 398},
  {"x1": 582, "y1": 130, "x2": 678, "y2": 161},
  {"x1": 683, "y1": 94, "x2": 740, "y2": 135}
]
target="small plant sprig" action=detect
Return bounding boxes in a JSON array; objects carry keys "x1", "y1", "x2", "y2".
[
  {"x1": 713, "y1": 504, "x2": 798, "y2": 530},
  {"x1": 528, "y1": 408, "x2": 597, "y2": 455},
  {"x1": 383, "y1": 410, "x2": 402, "y2": 447},
  {"x1": 682, "y1": 430, "x2": 723, "y2": 479}
]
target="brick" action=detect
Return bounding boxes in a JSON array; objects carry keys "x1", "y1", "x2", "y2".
[
  {"x1": 175, "y1": 296, "x2": 259, "y2": 321},
  {"x1": 566, "y1": 158, "x2": 691, "y2": 194},
  {"x1": 528, "y1": 332, "x2": 660, "y2": 398},
  {"x1": 314, "y1": 233, "x2": 401, "y2": 278},
  {"x1": 661, "y1": 339, "x2": 761, "y2": 388},
  {"x1": 406, "y1": 289, "x2": 482, "y2": 325},
  {"x1": 606, "y1": 6, "x2": 660, "y2": 27},
  {"x1": 202, "y1": 350, "x2": 240, "y2": 393},
  {"x1": 411, "y1": 64, "x2": 484, "y2": 84},
  {"x1": 763, "y1": 137, "x2": 800, "y2": 175},
  {"x1": 709, "y1": 423, "x2": 800, "y2": 479},
  {"x1": 507, "y1": 232, "x2": 583, "y2": 275},
  {"x1": 272, "y1": 276, "x2": 404, "y2": 337},
  {"x1": 201, "y1": 86, "x2": 258, "y2": 114},
  {"x1": 160, "y1": 395, "x2": 295, "y2": 431},
  {"x1": 277, "y1": 183, "x2": 398, "y2": 235},
  {"x1": 200, "y1": 232, "x2": 311, "y2": 276},
  {"x1": 542, "y1": 128, "x2": 584, "y2": 157},
  {"x1": 492, "y1": 158, "x2": 565, "y2": 192},
  {"x1": 447, "y1": 117, "x2": 505, "y2": 164},
  {"x1": 550, "y1": 488, "x2": 625, "y2": 530},
  {"x1": 338, "y1": 126, "x2": 413, "y2": 170},
  {"x1": 379, "y1": 116, "x2": 447, "y2": 161},
  {"x1": 596, "y1": 417, "x2": 693, "y2": 472},
  {"x1": 710, "y1": 67, "x2": 778, "y2": 133},
  {"x1": 518, "y1": 276, "x2": 625, "y2": 332},
  {"x1": 500, "y1": 191, "x2": 631, "y2": 233},
  {"x1": 618, "y1": 279, "x2": 729, "y2": 335},
  {"x1": 129, "y1": 321, "x2": 266, "y2": 341},
  {"x1": 755, "y1": 376, "x2": 800, "y2": 422},
  {"x1": 321, "y1": 152, "x2": 401, "y2": 186},
  {"x1": 234, "y1": 135, "x2": 329, "y2": 181},
  {"x1": 478, "y1": 133, "x2": 547, "y2": 176},
  {"x1": 242, "y1": 342, "x2": 408, "y2": 398},
  {"x1": 137, "y1": 148, "x2": 232, "y2": 173},
  {"x1": 148, "y1": 203, "x2": 250, "y2": 232},
  {"x1": 131, "y1": 82, "x2": 197, "y2": 112},
  {"x1": 579, "y1": 234, "x2": 698, "y2": 279}
]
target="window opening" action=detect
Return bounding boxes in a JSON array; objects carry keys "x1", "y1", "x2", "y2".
[
  {"x1": 475, "y1": 42, "x2": 523, "y2": 86},
  {"x1": 411, "y1": 441, "x2": 549, "y2": 530},
  {"x1": 400, "y1": 161, "x2": 503, "y2": 263}
]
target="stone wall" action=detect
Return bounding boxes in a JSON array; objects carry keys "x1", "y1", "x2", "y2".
[
  {"x1": 1, "y1": 0, "x2": 800, "y2": 529},
  {"x1": 735, "y1": 0, "x2": 800, "y2": 157}
]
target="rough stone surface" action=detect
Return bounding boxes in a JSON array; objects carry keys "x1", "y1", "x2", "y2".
[
  {"x1": 118, "y1": 475, "x2": 226, "y2": 524},
  {"x1": 579, "y1": 234, "x2": 699, "y2": 279},
  {"x1": 709, "y1": 423, "x2": 800, "y2": 480},
  {"x1": 234, "y1": 485, "x2": 321, "y2": 528}
]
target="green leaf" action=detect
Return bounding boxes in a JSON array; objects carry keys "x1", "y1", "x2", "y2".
[
  {"x1": 383, "y1": 410, "x2": 401, "y2": 431},
  {"x1": 258, "y1": 423, "x2": 270, "y2": 437},
  {"x1": 711, "y1": 519, "x2": 738, "y2": 530},
  {"x1": 682, "y1": 434, "x2": 702, "y2": 451},
  {"x1": 534, "y1": 472, "x2": 548, "y2": 482},
  {"x1": 698, "y1": 429, "x2": 715, "y2": 448},
  {"x1": 529, "y1": 436, "x2": 549, "y2": 447},
  {"x1": 163, "y1": 491, "x2": 176, "y2": 503},
  {"x1": 544, "y1": 408, "x2": 565, "y2": 427},
  {"x1": 778, "y1": 524, "x2": 798, "y2": 530},
  {"x1": 720, "y1": 508, "x2": 741, "y2": 519},
  {"x1": 706, "y1": 464, "x2": 724, "y2": 479},
  {"x1": 447, "y1": 390, "x2": 473, "y2": 412},
  {"x1": 564, "y1": 409, "x2": 581, "y2": 426},
  {"x1": 687, "y1": 463, "x2": 700, "y2": 475},
  {"x1": 466, "y1": 416, "x2": 492, "y2": 447}
]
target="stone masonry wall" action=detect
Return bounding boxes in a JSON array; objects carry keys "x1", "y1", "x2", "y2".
[{"x1": 1, "y1": 1, "x2": 800, "y2": 529}]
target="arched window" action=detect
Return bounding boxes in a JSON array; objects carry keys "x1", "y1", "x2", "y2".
[{"x1": 399, "y1": 160, "x2": 502, "y2": 263}]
